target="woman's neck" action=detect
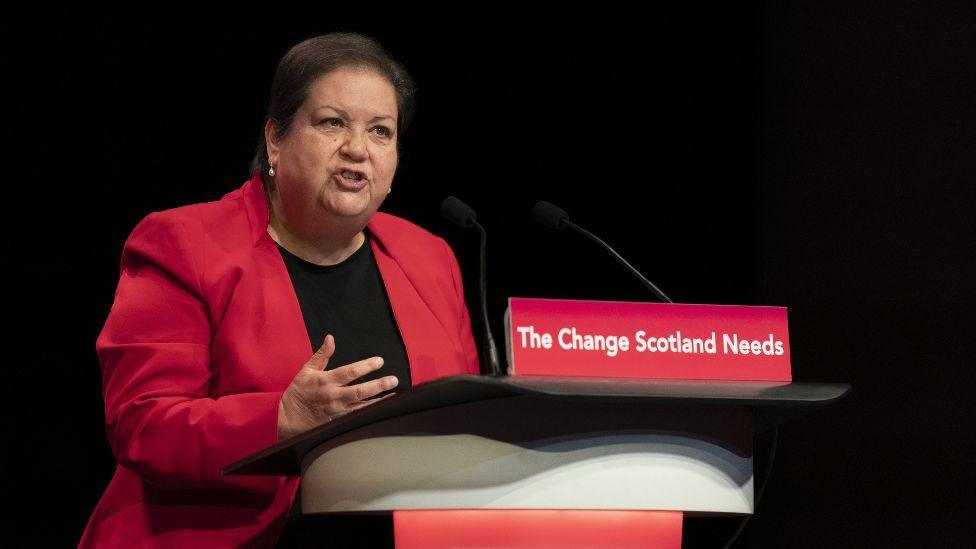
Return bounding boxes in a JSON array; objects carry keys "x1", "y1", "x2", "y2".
[{"x1": 266, "y1": 191, "x2": 366, "y2": 267}]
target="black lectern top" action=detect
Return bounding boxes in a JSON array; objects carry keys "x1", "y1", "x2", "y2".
[{"x1": 222, "y1": 374, "x2": 849, "y2": 477}]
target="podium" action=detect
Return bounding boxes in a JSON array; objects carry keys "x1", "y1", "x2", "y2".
[{"x1": 223, "y1": 375, "x2": 849, "y2": 547}]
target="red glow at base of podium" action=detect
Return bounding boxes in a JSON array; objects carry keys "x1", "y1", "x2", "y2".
[{"x1": 393, "y1": 509, "x2": 682, "y2": 548}]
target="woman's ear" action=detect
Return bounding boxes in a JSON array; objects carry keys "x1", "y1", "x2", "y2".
[{"x1": 264, "y1": 119, "x2": 280, "y2": 167}]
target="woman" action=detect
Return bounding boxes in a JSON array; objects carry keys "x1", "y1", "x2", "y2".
[{"x1": 80, "y1": 33, "x2": 480, "y2": 547}]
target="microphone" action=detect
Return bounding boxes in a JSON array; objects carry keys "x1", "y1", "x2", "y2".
[
  {"x1": 441, "y1": 196, "x2": 503, "y2": 376},
  {"x1": 532, "y1": 201, "x2": 675, "y2": 303},
  {"x1": 532, "y1": 200, "x2": 569, "y2": 230},
  {"x1": 441, "y1": 196, "x2": 477, "y2": 228}
]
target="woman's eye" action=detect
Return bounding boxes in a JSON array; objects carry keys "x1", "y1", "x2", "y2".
[
  {"x1": 371, "y1": 126, "x2": 393, "y2": 137},
  {"x1": 321, "y1": 118, "x2": 343, "y2": 128}
]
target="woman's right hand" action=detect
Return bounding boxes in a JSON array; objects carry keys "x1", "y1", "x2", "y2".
[{"x1": 277, "y1": 334, "x2": 398, "y2": 441}]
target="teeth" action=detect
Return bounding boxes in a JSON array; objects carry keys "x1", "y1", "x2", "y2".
[{"x1": 341, "y1": 170, "x2": 363, "y2": 181}]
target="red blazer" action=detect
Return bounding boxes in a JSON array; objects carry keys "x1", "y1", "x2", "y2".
[{"x1": 80, "y1": 172, "x2": 480, "y2": 548}]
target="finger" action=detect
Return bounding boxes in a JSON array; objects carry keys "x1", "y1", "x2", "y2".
[
  {"x1": 346, "y1": 391, "x2": 397, "y2": 411},
  {"x1": 328, "y1": 393, "x2": 396, "y2": 420},
  {"x1": 339, "y1": 375, "x2": 399, "y2": 404},
  {"x1": 307, "y1": 334, "x2": 335, "y2": 371},
  {"x1": 322, "y1": 388, "x2": 397, "y2": 421},
  {"x1": 328, "y1": 356, "x2": 384, "y2": 385}
]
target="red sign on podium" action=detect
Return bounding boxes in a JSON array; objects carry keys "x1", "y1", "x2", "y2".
[{"x1": 504, "y1": 297, "x2": 792, "y2": 381}]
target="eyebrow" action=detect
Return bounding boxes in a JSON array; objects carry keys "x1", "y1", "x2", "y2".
[{"x1": 316, "y1": 105, "x2": 395, "y2": 124}]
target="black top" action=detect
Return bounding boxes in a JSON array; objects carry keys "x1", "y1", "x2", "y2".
[
  {"x1": 274, "y1": 232, "x2": 409, "y2": 547},
  {"x1": 274, "y1": 233, "x2": 411, "y2": 397}
]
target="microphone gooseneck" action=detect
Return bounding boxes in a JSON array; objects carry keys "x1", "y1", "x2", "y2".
[
  {"x1": 533, "y1": 201, "x2": 674, "y2": 303},
  {"x1": 440, "y1": 196, "x2": 503, "y2": 376}
]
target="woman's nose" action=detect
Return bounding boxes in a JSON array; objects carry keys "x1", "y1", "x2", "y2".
[{"x1": 340, "y1": 128, "x2": 368, "y2": 160}]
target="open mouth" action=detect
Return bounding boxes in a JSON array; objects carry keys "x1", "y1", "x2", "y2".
[
  {"x1": 338, "y1": 169, "x2": 366, "y2": 182},
  {"x1": 334, "y1": 169, "x2": 368, "y2": 190}
]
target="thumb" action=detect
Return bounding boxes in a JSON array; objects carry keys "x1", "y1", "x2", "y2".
[{"x1": 307, "y1": 333, "x2": 335, "y2": 371}]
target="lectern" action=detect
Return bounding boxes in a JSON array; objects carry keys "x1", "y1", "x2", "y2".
[{"x1": 223, "y1": 374, "x2": 849, "y2": 548}]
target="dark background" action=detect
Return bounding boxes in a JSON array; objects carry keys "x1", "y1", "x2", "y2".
[{"x1": 5, "y1": 3, "x2": 974, "y2": 546}]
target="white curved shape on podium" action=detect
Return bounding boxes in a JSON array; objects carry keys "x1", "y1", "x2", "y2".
[{"x1": 301, "y1": 433, "x2": 753, "y2": 515}]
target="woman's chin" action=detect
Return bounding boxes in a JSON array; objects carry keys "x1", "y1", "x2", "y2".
[{"x1": 320, "y1": 193, "x2": 373, "y2": 219}]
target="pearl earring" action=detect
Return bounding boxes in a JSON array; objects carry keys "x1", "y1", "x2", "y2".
[{"x1": 268, "y1": 165, "x2": 276, "y2": 177}]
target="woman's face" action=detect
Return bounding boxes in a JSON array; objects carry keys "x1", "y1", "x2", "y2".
[{"x1": 266, "y1": 66, "x2": 399, "y2": 232}]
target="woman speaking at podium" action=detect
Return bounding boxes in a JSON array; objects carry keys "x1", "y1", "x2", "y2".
[{"x1": 80, "y1": 33, "x2": 480, "y2": 547}]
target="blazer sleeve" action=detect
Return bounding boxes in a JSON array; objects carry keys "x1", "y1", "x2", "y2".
[
  {"x1": 97, "y1": 211, "x2": 284, "y2": 491},
  {"x1": 439, "y1": 237, "x2": 482, "y2": 375}
]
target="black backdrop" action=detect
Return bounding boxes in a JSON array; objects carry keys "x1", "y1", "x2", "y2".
[{"x1": 5, "y1": 3, "x2": 974, "y2": 547}]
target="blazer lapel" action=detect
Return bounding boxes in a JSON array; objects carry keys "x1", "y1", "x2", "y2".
[
  {"x1": 366, "y1": 236, "x2": 438, "y2": 386},
  {"x1": 239, "y1": 174, "x2": 313, "y2": 375}
]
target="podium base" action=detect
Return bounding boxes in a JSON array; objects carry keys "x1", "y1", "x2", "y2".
[{"x1": 393, "y1": 509, "x2": 682, "y2": 548}]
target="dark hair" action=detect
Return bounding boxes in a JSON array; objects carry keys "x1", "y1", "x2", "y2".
[{"x1": 250, "y1": 33, "x2": 417, "y2": 188}]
